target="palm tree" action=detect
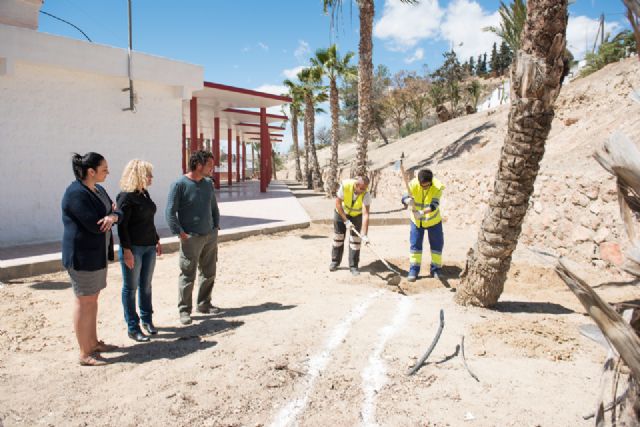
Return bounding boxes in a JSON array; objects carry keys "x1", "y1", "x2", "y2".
[
  {"x1": 323, "y1": 0, "x2": 417, "y2": 176},
  {"x1": 298, "y1": 66, "x2": 327, "y2": 190},
  {"x1": 283, "y1": 79, "x2": 304, "y2": 182},
  {"x1": 455, "y1": 0, "x2": 569, "y2": 307},
  {"x1": 466, "y1": 80, "x2": 483, "y2": 112},
  {"x1": 311, "y1": 44, "x2": 356, "y2": 197},
  {"x1": 485, "y1": 0, "x2": 527, "y2": 52}
]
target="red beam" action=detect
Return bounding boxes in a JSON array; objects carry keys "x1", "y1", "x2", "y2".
[
  {"x1": 213, "y1": 117, "x2": 221, "y2": 189},
  {"x1": 243, "y1": 131, "x2": 284, "y2": 137},
  {"x1": 181, "y1": 123, "x2": 186, "y2": 173},
  {"x1": 242, "y1": 139, "x2": 246, "y2": 181},
  {"x1": 237, "y1": 123, "x2": 285, "y2": 130},
  {"x1": 189, "y1": 97, "x2": 198, "y2": 153},
  {"x1": 223, "y1": 108, "x2": 287, "y2": 121},
  {"x1": 260, "y1": 108, "x2": 267, "y2": 192},
  {"x1": 236, "y1": 135, "x2": 240, "y2": 183},
  {"x1": 227, "y1": 128, "x2": 232, "y2": 186},
  {"x1": 204, "y1": 81, "x2": 292, "y2": 103}
]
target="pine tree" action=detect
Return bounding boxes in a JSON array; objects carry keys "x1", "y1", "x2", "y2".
[
  {"x1": 489, "y1": 42, "x2": 499, "y2": 75},
  {"x1": 498, "y1": 41, "x2": 513, "y2": 74},
  {"x1": 476, "y1": 54, "x2": 484, "y2": 75},
  {"x1": 469, "y1": 56, "x2": 475, "y2": 76}
]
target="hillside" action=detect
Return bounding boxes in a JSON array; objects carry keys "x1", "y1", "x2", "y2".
[{"x1": 284, "y1": 56, "x2": 640, "y2": 266}]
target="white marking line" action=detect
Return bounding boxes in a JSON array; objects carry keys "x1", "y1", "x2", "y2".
[
  {"x1": 270, "y1": 290, "x2": 384, "y2": 427},
  {"x1": 361, "y1": 296, "x2": 413, "y2": 427}
]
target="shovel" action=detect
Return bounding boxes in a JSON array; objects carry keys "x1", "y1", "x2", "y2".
[{"x1": 349, "y1": 226, "x2": 403, "y2": 289}]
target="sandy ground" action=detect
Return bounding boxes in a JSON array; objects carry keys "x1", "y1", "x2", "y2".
[{"x1": 1, "y1": 220, "x2": 638, "y2": 427}]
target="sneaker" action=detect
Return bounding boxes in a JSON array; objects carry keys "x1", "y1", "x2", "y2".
[
  {"x1": 350, "y1": 267, "x2": 360, "y2": 276},
  {"x1": 407, "y1": 274, "x2": 417, "y2": 282},
  {"x1": 179, "y1": 312, "x2": 192, "y2": 325},
  {"x1": 197, "y1": 304, "x2": 221, "y2": 314},
  {"x1": 141, "y1": 322, "x2": 158, "y2": 335},
  {"x1": 432, "y1": 271, "x2": 440, "y2": 280},
  {"x1": 329, "y1": 262, "x2": 339, "y2": 272}
]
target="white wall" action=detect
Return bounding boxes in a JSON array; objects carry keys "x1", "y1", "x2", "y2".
[{"x1": 0, "y1": 25, "x2": 203, "y2": 247}]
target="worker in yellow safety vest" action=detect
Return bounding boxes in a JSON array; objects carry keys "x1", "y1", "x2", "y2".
[
  {"x1": 330, "y1": 176, "x2": 371, "y2": 276},
  {"x1": 401, "y1": 169, "x2": 444, "y2": 282}
]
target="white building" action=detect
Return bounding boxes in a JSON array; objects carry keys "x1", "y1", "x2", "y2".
[{"x1": 0, "y1": 0, "x2": 203, "y2": 247}]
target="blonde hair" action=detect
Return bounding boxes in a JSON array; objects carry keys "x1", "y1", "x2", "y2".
[{"x1": 120, "y1": 159, "x2": 153, "y2": 192}]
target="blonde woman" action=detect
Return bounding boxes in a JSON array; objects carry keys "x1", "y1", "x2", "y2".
[{"x1": 116, "y1": 160, "x2": 162, "y2": 342}]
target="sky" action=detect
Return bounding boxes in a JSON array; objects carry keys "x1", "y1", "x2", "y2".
[{"x1": 38, "y1": 0, "x2": 630, "y2": 152}]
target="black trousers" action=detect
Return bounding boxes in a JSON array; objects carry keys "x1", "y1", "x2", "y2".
[{"x1": 331, "y1": 211, "x2": 363, "y2": 268}]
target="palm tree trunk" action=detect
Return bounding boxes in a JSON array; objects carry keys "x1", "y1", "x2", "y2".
[
  {"x1": 355, "y1": 0, "x2": 374, "y2": 176},
  {"x1": 272, "y1": 151, "x2": 277, "y2": 180},
  {"x1": 303, "y1": 111, "x2": 311, "y2": 189},
  {"x1": 375, "y1": 121, "x2": 390, "y2": 145},
  {"x1": 455, "y1": 0, "x2": 568, "y2": 307},
  {"x1": 305, "y1": 94, "x2": 324, "y2": 190},
  {"x1": 327, "y1": 78, "x2": 340, "y2": 196},
  {"x1": 291, "y1": 111, "x2": 303, "y2": 182}
]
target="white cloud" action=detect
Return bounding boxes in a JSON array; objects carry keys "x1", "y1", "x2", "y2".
[
  {"x1": 282, "y1": 65, "x2": 306, "y2": 79},
  {"x1": 241, "y1": 46, "x2": 250, "y2": 53},
  {"x1": 294, "y1": 40, "x2": 311, "y2": 62},
  {"x1": 405, "y1": 48, "x2": 424, "y2": 64},
  {"x1": 258, "y1": 42, "x2": 269, "y2": 51},
  {"x1": 566, "y1": 15, "x2": 623, "y2": 60},
  {"x1": 374, "y1": 0, "x2": 443, "y2": 51},
  {"x1": 440, "y1": 0, "x2": 501, "y2": 60},
  {"x1": 254, "y1": 84, "x2": 288, "y2": 96}
]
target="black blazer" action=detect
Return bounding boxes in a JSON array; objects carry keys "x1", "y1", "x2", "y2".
[{"x1": 61, "y1": 180, "x2": 121, "y2": 271}]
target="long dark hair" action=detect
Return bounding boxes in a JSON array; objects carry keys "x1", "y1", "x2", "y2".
[{"x1": 72, "y1": 152, "x2": 105, "y2": 180}]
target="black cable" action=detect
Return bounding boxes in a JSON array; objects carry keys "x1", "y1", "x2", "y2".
[{"x1": 39, "y1": 10, "x2": 92, "y2": 42}]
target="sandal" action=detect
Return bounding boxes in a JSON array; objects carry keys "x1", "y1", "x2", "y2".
[
  {"x1": 78, "y1": 354, "x2": 107, "y2": 367},
  {"x1": 93, "y1": 340, "x2": 118, "y2": 353}
]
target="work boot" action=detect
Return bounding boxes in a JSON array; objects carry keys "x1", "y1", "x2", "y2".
[
  {"x1": 407, "y1": 273, "x2": 417, "y2": 282},
  {"x1": 179, "y1": 312, "x2": 192, "y2": 325},
  {"x1": 197, "y1": 304, "x2": 221, "y2": 314},
  {"x1": 329, "y1": 262, "x2": 339, "y2": 272},
  {"x1": 350, "y1": 267, "x2": 360, "y2": 276}
]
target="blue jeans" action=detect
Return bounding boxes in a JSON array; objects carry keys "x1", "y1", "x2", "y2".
[{"x1": 119, "y1": 245, "x2": 156, "y2": 333}]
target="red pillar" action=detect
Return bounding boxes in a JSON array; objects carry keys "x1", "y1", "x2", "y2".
[
  {"x1": 213, "y1": 117, "x2": 221, "y2": 189},
  {"x1": 242, "y1": 140, "x2": 246, "y2": 181},
  {"x1": 260, "y1": 108, "x2": 268, "y2": 192},
  {"x1": 181, "y1": 123, "x2": 186, "y2": 173},
  {"x1": 189, "y1": 97, "x2": 198, "y2": 153},
  {"x1": 267, "y1": 140, "x2": 272, "y2": 184},
  {"x1": 236, "y1": 135, "x2": 241, "y2": 183},
  {"x1": 227, "y1": 128, "x2": 233, "y2": 186}
]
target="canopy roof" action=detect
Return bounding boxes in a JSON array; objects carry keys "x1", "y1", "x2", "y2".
[{"x1": 183, "y1": 81, "x2": 291, "y2": 140}]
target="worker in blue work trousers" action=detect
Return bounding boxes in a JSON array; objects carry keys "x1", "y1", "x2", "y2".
[{"x1": 401, "y1": 169, "x2": 444, "y2": 282}]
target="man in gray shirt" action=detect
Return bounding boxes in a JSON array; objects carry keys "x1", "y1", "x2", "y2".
[{"x1": 165, "y1": 150, "x2": 220, "y2": 325}]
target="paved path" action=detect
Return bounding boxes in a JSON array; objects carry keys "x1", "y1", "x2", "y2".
[{"x1": 0, "y1": 180, "x2": 310, "y2": 281}]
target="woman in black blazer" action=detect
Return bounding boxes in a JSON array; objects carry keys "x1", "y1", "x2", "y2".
[{"x1": 61, "y1": 152, "x2": 121, "y2": 366}]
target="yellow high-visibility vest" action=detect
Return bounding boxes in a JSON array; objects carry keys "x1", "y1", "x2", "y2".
[
  {"x1": 336, "y1": 179, "x2": 367, "y2": 217},
  {"x1": 408, "y1": 177, "x2": 444, "y2": 228}
]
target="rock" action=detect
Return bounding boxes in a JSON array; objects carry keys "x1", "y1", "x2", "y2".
[
  {"x1": 580, "y1": 213, "x2": 601, "y2": 230},
  {"x1": 533, "y1": 201, "x2": 543, "y2": 214},
  {"x1": 571, "y1": 225, "x2": 593, "y2": 242},
  {"x1": 571, "y1": 192, "x2": 590, "y2": 207},
  {"x1": 593, "y1": 227, "x2": 610, "y2": 243},
  {"x1": 588, "y1": 203, "x2": 601, "y2": 215},
  {"x1": 599, "y1": 242, "x2": 624, "y2": 266}
]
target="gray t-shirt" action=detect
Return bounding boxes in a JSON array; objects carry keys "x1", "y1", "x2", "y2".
[
  {"x1": 165, "y1": 175, "x2": 220, "y2": 236},
  {"x1": 336, "y1": 183, "x2": 372, "y2": 206}
]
